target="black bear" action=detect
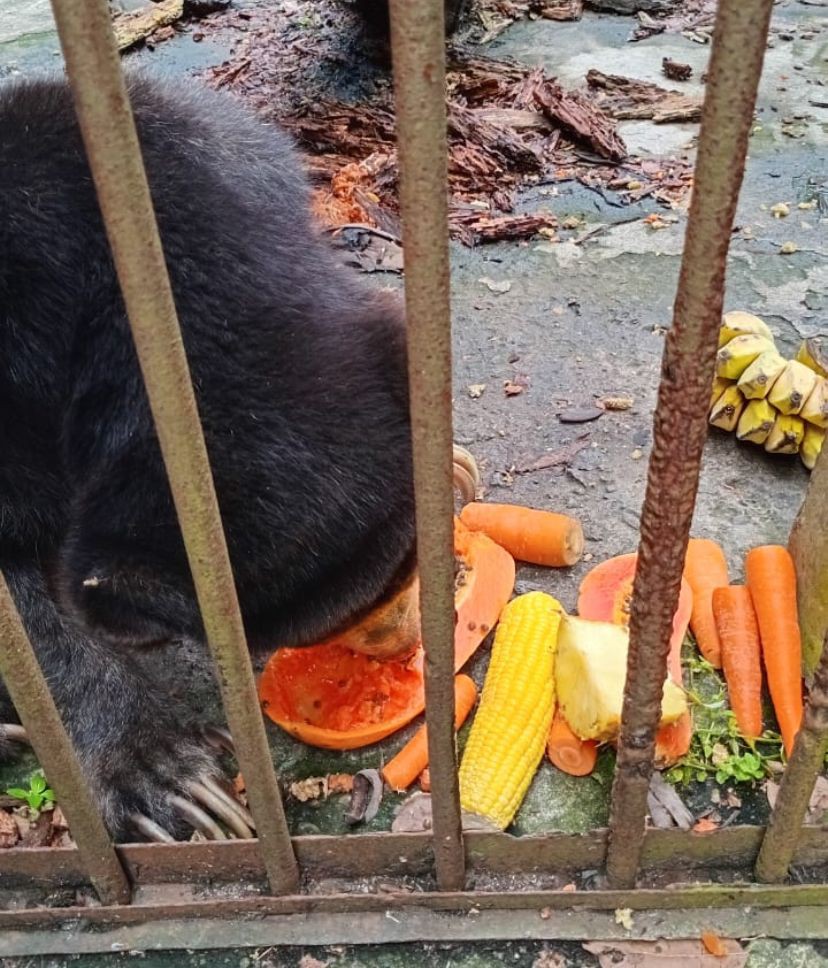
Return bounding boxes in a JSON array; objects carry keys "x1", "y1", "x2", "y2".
[
  {"x1": 353, "y1": 0, "x2": 468, "y2": 36},
  {"x1": 0, "y1": 70, "x2": 417, "y2": 841}
]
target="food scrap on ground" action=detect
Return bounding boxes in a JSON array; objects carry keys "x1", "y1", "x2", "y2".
[
  {"x1": 111, "y1": 0, "x2": 230, "y2": 51},
  {"x1": 0, "y1": 791, "x2": 72, "y2": 851},
  {"x1": 586, "y1": 70, "x2": 703, "y2": 124},
  {"x1": 459, "y1": 592, "x2": 562, "y2": 830},
  {"x1": 710, "y1": 313, "x2": 826, "y2": 470},
  {"x1": 257, "y1": 461, "x2": 809, "y2": 833},
  {"x1": 194, "y1": 5, "x2": 697, "y2": 245},
  {"x1": 258, "y1": 519, "x2": 514, "y2": 749}
]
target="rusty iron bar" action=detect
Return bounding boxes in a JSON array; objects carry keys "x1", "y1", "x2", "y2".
[
  {"x1": 0, "y1": 574, "x2": 131, "y2": 905},
  {"x1": 755, "y1": 631, "x2": 828, "y2": 882},
  {"x1": 8, "y1": 824, "x2": 828, "y2": 893},
  {"x1": 790, "y1": 444, "x2": 828, "y2": 677},
  {"x1": 605, "y1": 0, "x2": 775, "y2": 889},
  {"x1": 387, "y1": 0, "x2": 465, "y2": 891},
  {"x1": 48, "y1": 0, "x2": 299, "y2": 895},
  {"x1": 6, "y1": 881, "x2": 828, "y2": 932}
]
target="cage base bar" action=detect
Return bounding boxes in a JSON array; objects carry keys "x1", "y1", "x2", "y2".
[
  {"x1": 3, "y1": 827, "x2": 828, "y2": 894},
  {"x1": 4, "y1": 886, "x2": 828, "y2": 956}
]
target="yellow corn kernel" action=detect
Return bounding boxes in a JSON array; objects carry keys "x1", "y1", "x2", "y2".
[{"x1": 459, "y1": 591, "x2": 561, "y2": 830}]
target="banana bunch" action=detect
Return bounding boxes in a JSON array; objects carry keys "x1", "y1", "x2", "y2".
[{"x1": 709, "y1": 312, "x2": 827, "y2": 471}]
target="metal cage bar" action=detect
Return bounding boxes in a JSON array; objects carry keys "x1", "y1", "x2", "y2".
[
  {"x1": 756, "y1": 630, "x2": 828, "y2": 882},
  {"x1": 47, "y1": 0, "x2": 299, "y2": 895},
  {"x1": 0, "y1": 575, "x2": 131, "y2": 905},
  {"x1": 790, "y1": 441, "x2": 828, "y2": 679},
  {"x1": 388, "y1": 0, "x2": 465, "y2": 892},
  {"x1": 605, "y1": 0, "x2": 776, "y2": 889}
]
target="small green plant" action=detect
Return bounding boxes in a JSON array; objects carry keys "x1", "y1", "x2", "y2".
[
  {"x1": 5, "y1": 773, "x2": 55, "y2": 816},
  {"x1": 666, "y1": 652, "x2": 785, "y2": 788}
]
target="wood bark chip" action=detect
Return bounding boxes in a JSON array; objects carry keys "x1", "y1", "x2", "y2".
[
  {"x1": 587, "y1": 70, "x2": 703, "y2": 123},
  {"x1": 515, "y1": 434, "x2": 591, "y2": 474},
  {"x1": 647, "y1": 773, "x2": 693, "y2": 829},
  {"x1": 662, "y1": 58, "x2": 693, "y2": 82},
  {"x1": 537, "y1": 0, "x2": 584, "y2": 19},
  {"x1": 450, "y1": 211, "x2": 558, "y2": 245},
  {"x1": 112, "y1": 0, "x2": 184, "y2": 51},
  {"x1": 585, "y1": 0, "x2": 675, "y2": 12},
  {"x1": 199, "y1": 6, "x2": 697, "y2": 244},
  {"x1": 0, "y1": 810, "x2": 18, "y2": 848},
  {"x1": 345, "y1": 770, "x2": 383, "y2": 825},
  {"x1": 533, "y1": 76, "x2": 627, "y2": 161},
  {"x1": 630, "y1": 0, "x2": 717, "y2": 42}
]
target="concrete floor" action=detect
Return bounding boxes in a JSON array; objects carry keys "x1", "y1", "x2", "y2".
[
  {"x1": 1, "y1": 0, "x2": 827, "y2": 961},
  {"x1": 3, "y1": 936, "x2": 828, "y2": 967}
]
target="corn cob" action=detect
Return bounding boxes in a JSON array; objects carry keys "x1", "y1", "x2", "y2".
[{"x1": 459, "y1": 591, "x2": 561, "y2": 830}]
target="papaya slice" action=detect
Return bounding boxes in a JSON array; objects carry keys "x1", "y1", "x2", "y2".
[
  {"x1": 577, "y1": 553, "x2": 693, "y2": 766},
  {"x1": 258, "y1": 521, "x2": 515, "y2": 749}
]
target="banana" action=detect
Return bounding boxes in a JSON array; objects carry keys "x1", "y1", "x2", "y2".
[
  {"x1": 709, "y1": 385, "x2": 745, "y2": 432},
  {"x1": 795, "y1": 337, "x2": 828, "y2": 379},
  {"x1": 801, "y1": 423, "x2": 826, "y2": 471},
  {"x1": 710, "y1": 376, "x2": 733, "y2": 411},
  {"x1": 767, "y1": 360, "x2": 818, "y2": 415},
  {"x1": 765, "y1": 413, "x2": 805, "y2": 455},
  {"x1": 719, "y1": 311, "x2": 774, "y2": 347},
  {"x1": 800, "y1": 377, "x2": 828, "y2": 429},
  {"x1": 736, "y1": 398, "x2": 776, "y2": 445},
  {"x1": 737, "y1": 350, "x2": 787, "y2": 400},
  {"x1": 716, "y1": 335, "x2": 775, "y2": 380}
]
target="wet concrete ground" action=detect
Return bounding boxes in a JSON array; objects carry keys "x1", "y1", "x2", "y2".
[{"x1": 1, "y1": 0, "x2": 827, "y2": 962}]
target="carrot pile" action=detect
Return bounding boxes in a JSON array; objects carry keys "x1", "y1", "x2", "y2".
[
  {"x1": 702, "y1": 540, "x2": 804, "y2": 756},
  {"x1": 262, "y1": 481, "x2": 807, "y2": 813}
]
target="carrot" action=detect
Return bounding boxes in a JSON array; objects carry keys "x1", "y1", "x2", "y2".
[
  {"x1": 711, "y1": 585, "x2": 763, "y2": 740},
  {"x1": 547, "y1": 710, "x2": 598, "y2": 776},
  {"x1": 684, "y1": 538, "x2": 729, "y2": 668},
  {"x1": 419, "y1": 768, "x2": 431, "y2": 792},
  {"x1": 381, "y1": 675, "x2": 478, "y2": 791},
  {"x1": 745, "y1": 545, "x2": 803, "y2": 756},
  {"x1": 459, "y1": 502, "x2": 584, "y2": 567}
]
